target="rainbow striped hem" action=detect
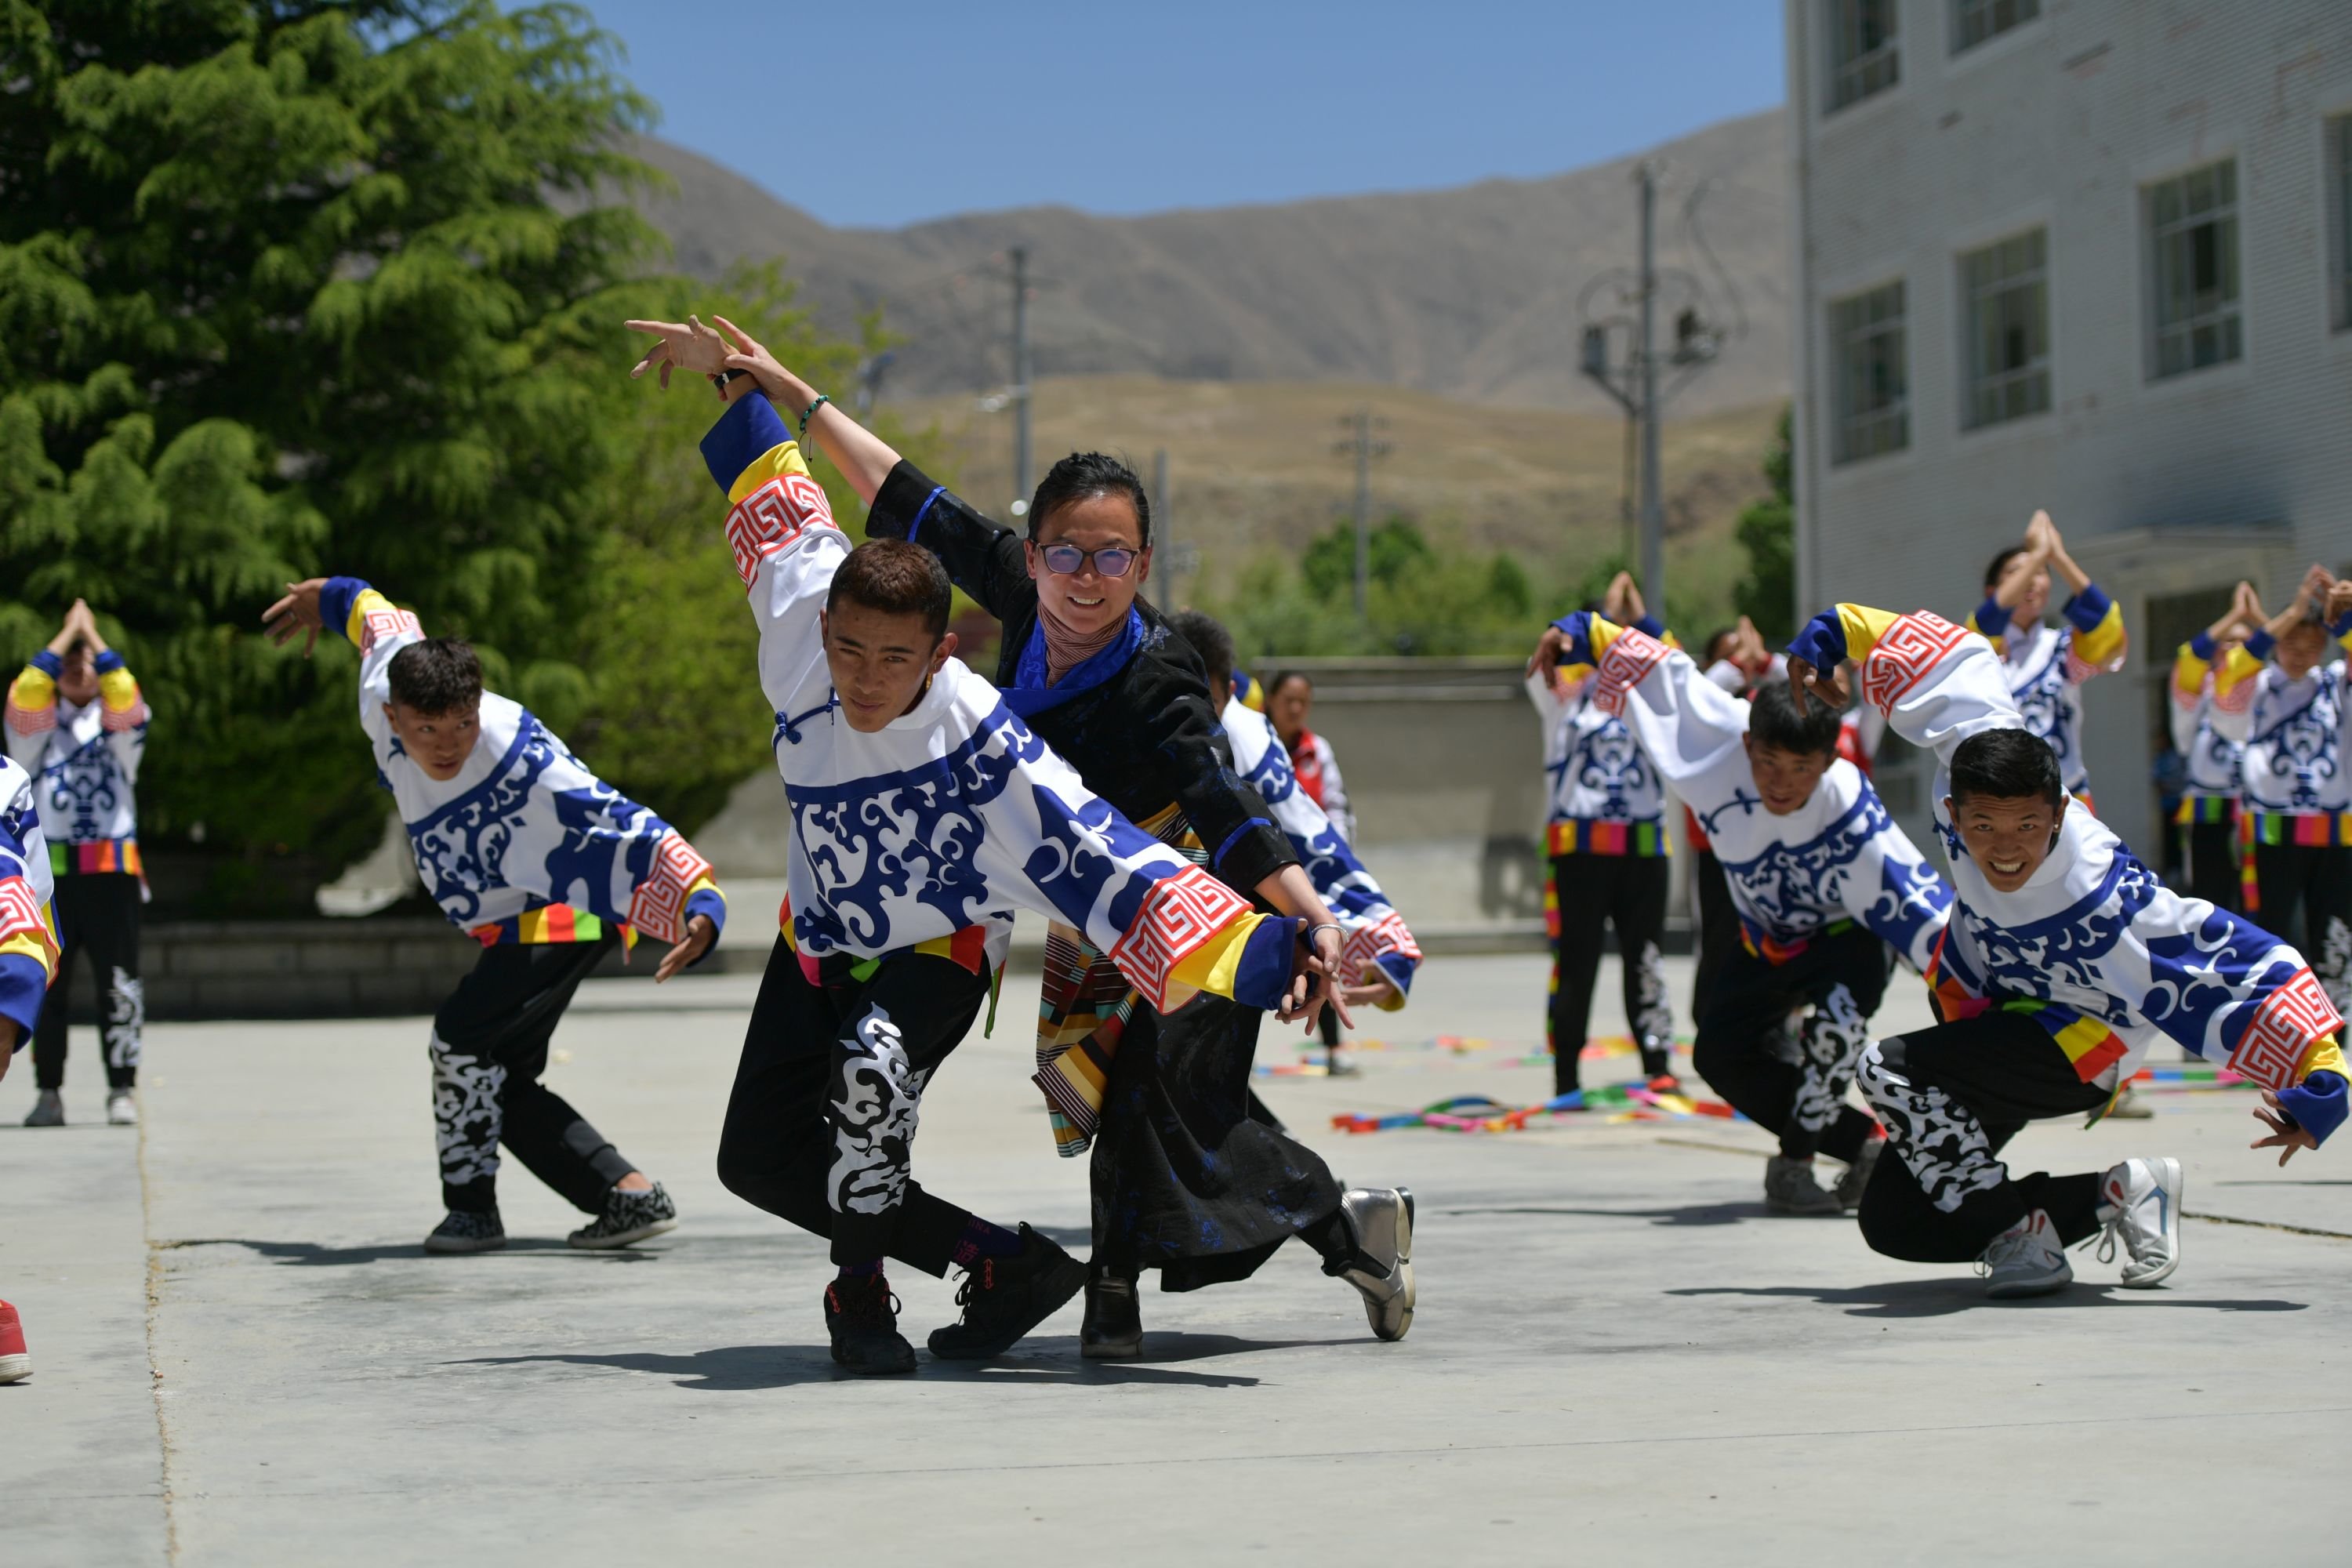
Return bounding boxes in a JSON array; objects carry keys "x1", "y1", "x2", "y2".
[
  {"x1": 2004, "y1": 998, "x2": 2129, "y2": 1083},
  {"x1": 470, "y1": 904, "x2": 631, "y2": 949},
  {"x1": 2174, "y1": 796, "x2": 2234, "y2": 826},
  {"x1": 1546, "y1": 818, "x2": 1668, "y2": 858},
  {"x1": 50, "y1": 838, "x2": 141, "y2": 877},
  {"x1": 1740, "y1": 917, "x2": 1856, "y2": 967},
  {"x1": 2244, "y1": 811, "x2": 2352, "y2": 848}
]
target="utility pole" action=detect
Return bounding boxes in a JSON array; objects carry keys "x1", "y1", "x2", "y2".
[
  {"x1": 1635, "y1": 162, "x2": 1665, "y2": 612},
  {"x1": 1010, "y1": 245, "x2": 1033, "y2": 514},
  {"x1": 1334, "y1": 409, "x2": 1391, "y2": 623},
  {"x1": 1149, "y1": 447, "x2": 1170, "y2": 607}
]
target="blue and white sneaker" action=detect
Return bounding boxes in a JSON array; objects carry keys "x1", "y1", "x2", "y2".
[{"x1": 2096, "y1": 1156, "x2": 2183, "y2": 1287}]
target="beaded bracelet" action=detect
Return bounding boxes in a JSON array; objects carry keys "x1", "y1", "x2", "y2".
[{"x1": 800, "y1": 393, "x2": 831, "y2": 435}]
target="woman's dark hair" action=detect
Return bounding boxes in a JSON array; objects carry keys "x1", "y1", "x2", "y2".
[
  {"x1": 1949, "y1": 728, "x2": 2064, "y2": 809},
  {"x1": 1029, "y1": 451, "x2": 1150, "y2": 546},
  {"x1": 1746, "y1": 681, "x2": 1842, "y2": 759},
  {"x1": 1702, "y1": 626, "x2": 1738, "y2": 666},
  {"x1": 1167, "y1": 609, "x2": 1236, "y2": 693},
  {"x1": 1267, "y1": 670, "x2": 1314, "y2": 701},
  {"x1": 387, "y1": 638, "x2": 483, "y2": 716},
  {"x1": 1984, "y1": 545, "x2": 2029, "y2": 591},
  {"x1": 829, "y1": 540, "x2": 953, "y2": 639}
]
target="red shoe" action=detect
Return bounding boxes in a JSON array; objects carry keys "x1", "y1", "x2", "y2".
[{"x1": 0, "y1": 1299, "x2": 28, "y2": 1384}]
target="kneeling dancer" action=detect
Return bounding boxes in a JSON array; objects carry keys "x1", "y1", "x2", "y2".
[
  {"x1": 1530, "y1": 610, "x2": 1951, "y2": 1214},
  {"x1": 264, "y1": 578, "x2": 725, "y2": 1254},
  {"x1": 686, "y1": 377, "x2": 1338, "y2": 1373},
  {"x1": 1787, "y1": 605, "x2": 2349, "y2": 1298},
  {"x1": 641, "y1": 316, "x2": 1416, "y2": 1361}
]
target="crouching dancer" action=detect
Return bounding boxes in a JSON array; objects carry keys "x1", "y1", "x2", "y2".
[
  {"x1": 1529, "y1": 610, "x2": 1952, "y2": 1214},
  {"x1": 1788, "y1": 605, "x2": 2349, "y2": 1298},
  {"x1": 0, "y1": 752, "x2": 63, "y2": 1381},
  {"x1": 688, "y1": 380, "x2": 1331, "y2": 1374},
  {"x1": 263, "y1": 579, "x2": 725, "y2": 1254}
]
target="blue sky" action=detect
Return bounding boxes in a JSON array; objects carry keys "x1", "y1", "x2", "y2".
[{"x1": 573, "y1": 2, "x2": 1787, "y2": 230}]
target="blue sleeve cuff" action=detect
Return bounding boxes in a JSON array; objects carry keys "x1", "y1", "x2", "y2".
[
  {"x1": 2278, "y1": 1069, "x2": 2348, "y2": 1145},
  {"x1": 1548, "y1": 612, "x2": 1596, "y2": 668},
  {"x1": 1785, "y1": 610, "x2": 1849, "y2": 672},
  {"x1": 1373, "y1": 951, "x2": 1419, "y2": 999},
  {"x1": 1229, "y1": 916, "x2": 1298, "y2": 1012},
  {"x1": 2189, "y1": 631, "x2": 2218, "y2": 662},
  {"x1": 0, "y1": 952, "x2": 48, "y2": 1048},
  {"x1": 699, "y1": 390, "x2": 791, "y2": 493},
  {"x1": 28, "y1": 651, "x2": 62, "y2": 677},
  {"x1": 1973, "y1": 595, "x2": 2013, "y2": 638},
  {"x1": 319, "y1": 577, "x2": 368, "y2": 642},
  {"x1": 92, "y1": 649, "x2": 125, "y2": 674},
  {"x1": 2332, "y1": 613, "x2": 2352, "y2": 641},
  {"x1": 2245, "y1": 629, "x2": 2278, "y2": 662},
  {"x1": 684, "y1": 886, "x2": 728, "y2": 938},
  {"x1": 2063, "y1": 582, "x2": 2113, "y2": 633},
  {"x1": 1632, "y1": 614, "x2": 1666, "y2": 641},
  {"x1": 1210, "y1": 818, "x2": 1276, "y2": 871}
]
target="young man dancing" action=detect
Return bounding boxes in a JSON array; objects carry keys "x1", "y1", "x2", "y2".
[
  {"x1": 2212, "y1": 568, "x2": 2352, "y2": 1011},
  {"x1": 1787, "y1": 604, "x2": 2347, "y2": 1298},
  {"x1": 1528, "y1": 608, "x2": 1952, "y2": 1214},
  {"x1": 0, "y1": 750, "x2": 62, "y2": 1381},
  {"x1": 5, "y1": 599, "x2": 147, "y2": 1127},
  {"x1": 1965, "y1": 510, "x2": 2127, "y2": 811},
  {"x1": 263, "y1": 579, "x2": 725, "y2": 1256},
  {"x1": 1527, "y1": 573, "x2": 1678, "y2": 1092},
  {"x1": 680, "y1": 374, "x2": 1341, "y2": 1373}
]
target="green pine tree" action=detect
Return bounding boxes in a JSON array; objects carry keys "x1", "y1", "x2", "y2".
[{"x1": 1733, "y1": 405, "x2": 1795, "y2": 644}]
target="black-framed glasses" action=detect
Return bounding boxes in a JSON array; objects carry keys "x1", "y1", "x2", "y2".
[{"x1": 1036, "y1": 543, "x2": 1139, "y2": 578}]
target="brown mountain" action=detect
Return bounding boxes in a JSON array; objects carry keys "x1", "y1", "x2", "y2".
[{"x1": 618, "y1": 107, "x2": 1790, "y2": 417}]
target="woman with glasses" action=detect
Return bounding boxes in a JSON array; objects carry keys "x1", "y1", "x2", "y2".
[{"x1": 677, "y1": 318, "x2": 1416, "y2": 1359}]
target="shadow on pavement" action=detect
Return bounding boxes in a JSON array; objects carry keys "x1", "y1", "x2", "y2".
[
  {"x1": 454, "y1": 1342, "x2": 1272, "y2": 1392},
  {"x1": 155, "y1": 1237, "x2": 660, "y2": 1266},
  {"x1": 1667, "y1": 1281, "x2": 2310, "y2": 1319},
  {"x1": 1440, "y1": 1202, "x2": 1765, "y2": 1228}
]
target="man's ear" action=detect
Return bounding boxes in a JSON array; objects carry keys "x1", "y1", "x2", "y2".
[
  {"x1": 931, "y1": 631, "x2": 958, "y2": 674},
  {"x1": 1741, "y1": 733, "x2": 1755, "y2": 760},
  {"x1": 1942, "y1": 793, "x2": 1956, "y2": 822},
  {"x1": 818, "y1": 606, "x2": 829, "y2": 643}
]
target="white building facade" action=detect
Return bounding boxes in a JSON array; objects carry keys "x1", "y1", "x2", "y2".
[{"x1": 1784, "y1": 0, "x2": 2352, "y2": 858}]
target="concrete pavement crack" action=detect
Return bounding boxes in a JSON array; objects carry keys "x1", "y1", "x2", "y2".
[{"x1": 136, "y1": 1107, "x2": 182, "y2": 1563}]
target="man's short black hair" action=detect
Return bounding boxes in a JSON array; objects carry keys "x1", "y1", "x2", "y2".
[
  {"x1": 1949, "y1": 728, "x2": 2065, "y2": 809},
  {"x1": 1746, "y1": 681, "x2": 1843, "y2": 759},
  {"x1": 387, "y1": 638, "x2": 483, "y2": 716},
  {"x1": 827, "y1": 539, "x2": 952, "y2": 639},
  {"x1": 1168, "y1": 609, "x2": 1236, "y2": 693}
]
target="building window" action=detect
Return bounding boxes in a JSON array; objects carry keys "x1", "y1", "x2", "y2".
[
  {"x1": 1962, "y1": 228, "x2": 2050, "y2": 430},
  {"x1": 2147, "y1": 159, "x2": 2243, "y2": 379},
  {"x1": 2332, "y1": 115, "x2": 2352, "y2": 332},
  {"x1": 1831, "y1": 280, "x2": 1908, "y2": 464},
  {"x1": 1828, "y1": 0, "x2": 1899, "y2": 113},
  {"x1": 1953, "y1": 0, "x2": 2039, "y2": 53}
]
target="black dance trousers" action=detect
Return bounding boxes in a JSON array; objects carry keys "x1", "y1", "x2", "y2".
[
  {"x1": 2249, "y1": 840, "x2": 2352, "y2": 1012},
  {"x1": 1692, "y1": 924, "x2": 1886, "y2": 1162},
  {"x1": 1855, "y1": 1010, "x2": 2111, "y2": 1262},
  {"x1": 1548, "y1": 851, "x2": 1672, "y2": 1093},
  {"x1": 32, "y1": 872, "x2": 142, "y2": 1092},
  {"x1": 430, "y1": 938, "x2": 637, "y2": 1214},
  {"x1": 2184, "y1": 812, "x2": 2238, "y2": 914},
  {"x1": 716, "y1": 936, "x2": 990, "y2": 1276}
]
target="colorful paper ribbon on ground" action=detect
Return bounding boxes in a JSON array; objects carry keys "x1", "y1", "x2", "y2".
[
  {"x1": 1258, "y1": 1033, "x2": 1689, "y2": 1078},
  {"x1": 1330, "y1": 1082, "x2": 1742, "y2": 1135}
]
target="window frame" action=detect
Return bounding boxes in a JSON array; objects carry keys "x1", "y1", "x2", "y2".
[
  {"x1": 2142, "y1": 157, "x2": 2245, "y2": 383},
  {"x1": 1827, "y1": 277, "x2": 1911, "y2": 467},
  {"x1": 1951, "y1": 0, "x2": 2041, "y2": 56},
  {"x1": 1957, "y1": 226, "x2": 2053, "y2": 434},
  {"x1": 1825, "y1": 0, "x2": 1901, "y2": 116}
]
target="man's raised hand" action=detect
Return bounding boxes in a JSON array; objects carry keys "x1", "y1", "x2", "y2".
[
  {"x1": 625, "y1": 315, "x2": 731, "y2": 390},
  {"x1": 2252, "y1": 1091, "x2": 2321, "y2": 1167},
  {"x1": 263, "y1": 579, "x2": 331, "y2": 659},
  {"x1": 1786, "y1": 655, "x2": 1850, "y2": 718},
  {"x1": 1525, "y1": 623, "x2": 1574, "y2": 695}
]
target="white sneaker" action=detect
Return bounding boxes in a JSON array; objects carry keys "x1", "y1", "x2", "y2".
[
  {"x1": 106, "y1": 1092, "x2": 138, "y2": 1127},
  {"x1": 2096, "y1": 1156, "x2": 2183, "y2": 1287},
  {"x1": 1977, "y1": 1209, "x2": 2071, "y2": 1298}
]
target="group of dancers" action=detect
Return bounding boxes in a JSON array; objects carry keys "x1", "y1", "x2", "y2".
[{"x1": 0, "y1": 315, "x2": 2343, "y2": 1385}]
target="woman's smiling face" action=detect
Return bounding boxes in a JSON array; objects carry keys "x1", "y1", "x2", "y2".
[{"x1": 1025, "y1": 491, "x2": 1148, "y2": 637}]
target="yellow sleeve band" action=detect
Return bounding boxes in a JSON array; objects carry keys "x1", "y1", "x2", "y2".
[
  {"x1": 97, "y1": 666, "x2": 140, "y2": 713},
  {"x1": 2073, "y1": 598, "x2": 2128, "y2": 669},
  {"x1": 1168, "y1": 910, "x2": 1272, "y2": 1000},
  {"x1": 1586, "y1": 613, "x2": 1624, "y2": 662},
  {"x1": 2214, "y1": 643, "x2": 2264, "y2": 702},
  {"x1": 1836, "y1": 604, "x2": 1904, "y2": 665},
  {"x1": 727, "y1": 439, "x2": 812, "y2": 506},
  {"x1": 346, "y1": 587, "x2": 399, "y2": 644},
  {"x1": 2298, "y1": 1034, "x2": 2347, "y2": 1081},
  {"x1": 2171, "y1": 641, "x2": 2212, "y2": 701},
  {"x1": 0, "y1": 923, "x2": 58, "y2": 985},
  {"x1": 685, "y1": 873, "x2": 725, "y2": 909},
  {"x1": 9, "y1": 665, "x2": 56, "y2": 710}
]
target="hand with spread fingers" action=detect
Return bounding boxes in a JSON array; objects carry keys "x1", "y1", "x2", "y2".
[
  {"x1": 2251, "y1": 1091, "x2": 2321, "y2": 1166},
  {"x1": 624, "y1": 314, "x2": 733, "y2": 390},
  {"x1": 263, "y1": 579, "x2": 332, "y2": 659},
  {"x1": 1526, "y1": 623, "x2": 1576, "y2": 695}
]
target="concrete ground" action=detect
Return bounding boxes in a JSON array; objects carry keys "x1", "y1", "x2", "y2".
[{"x1": 2, "y1": 953, "x2": 2347, "y2": 1566}]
